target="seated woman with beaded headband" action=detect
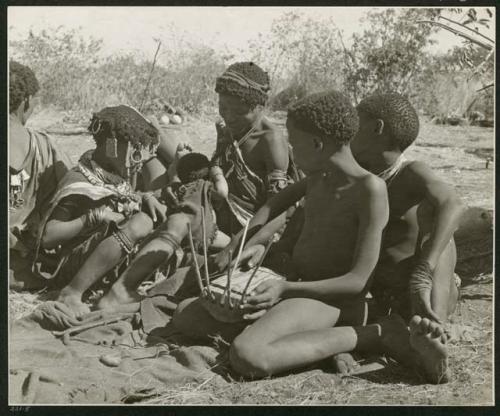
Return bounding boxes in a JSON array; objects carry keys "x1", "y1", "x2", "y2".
[
  {"x1": 35, "y1": 105, "x2": 165, "y2": 316},
  {"x1": 9, "y1": 61, "x2": 72, "y2": 291},
  {"x1": 210, "y1": 62, "x2": 302, "y2": 271}
]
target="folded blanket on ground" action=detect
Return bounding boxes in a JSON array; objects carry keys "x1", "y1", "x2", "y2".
[
  {"x1": 9, "y1": 264, "x2": 228, "y2": 405},
  {"x1": 9, "y1": 303, "x2": 228, "y2": 404}
]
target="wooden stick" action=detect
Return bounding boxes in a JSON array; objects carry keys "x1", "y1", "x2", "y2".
[
  {"x1": 200, "y1": 206, "x2": 213, "y2": 298},
  {"x1": 229, "y1": 219, "x2": 250, "y2": 283},
  {"x1": 224, "y1": 249, "x2": 233, "y2": 308},
  {"x1": 52, "y1": 313, "x2": 136, "y2": 338},
  {"x1": 239, "y1": 236, "x2": 276, "y2": 304},
  {"x1": 139, "y1": 40, "x2": 162, "y2": 112},
  {"x1": 187, "y1": 222, "x2": 205, "y2": 295}
]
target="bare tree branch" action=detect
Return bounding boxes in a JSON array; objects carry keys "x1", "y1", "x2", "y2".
[
  {"x1": 476, "y1": 83, "x2": 493, "y2": 93},
  {"x1": 417, "y1": 20, "x2": 493, "y2": 51},
  {"x1": 438, "y1": 15, "x2": 494, "y2": 44}
]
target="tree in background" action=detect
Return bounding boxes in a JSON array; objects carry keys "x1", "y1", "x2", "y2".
[
  {"x1": 341, "y1": 8, "x2": 440, "y2": 104},
  {"x1": 9, "y1": 26, "x2": 228, "y2": 115},
  {"x1": 248, "y1": 12, "x2": 343, "y2": 109},
  {"x1": 416, "y1": 7, "x2": 494, "y2": 120},
  {"x1": 9, "y1": 27, "x2": 103, "y2": 110}
]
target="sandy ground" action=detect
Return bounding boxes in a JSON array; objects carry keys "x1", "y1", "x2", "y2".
[{"x1": 9, "y1": 108, "x2": 494, "y2": 405}]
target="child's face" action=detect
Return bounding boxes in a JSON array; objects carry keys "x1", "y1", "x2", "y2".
[
  {"x1": 350, "y1": 110, "x2": 382, "y2": 166},
  {"x1": 218, "y1": 94, "x2": 261, "y2": 137},
  {"x1": 286, "y1": 118, "x2": 323, "y2": 175}
]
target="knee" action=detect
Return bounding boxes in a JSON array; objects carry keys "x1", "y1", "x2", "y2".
[
  {"x1": 124, "y1": 212, "x2": 153, "y2": 242},
  {"x1": 172, "y1": 298, "x2": 194, "y2": 331},
  {"x1": 229, "y1": 334, "x2": 271, "y2": 379}
]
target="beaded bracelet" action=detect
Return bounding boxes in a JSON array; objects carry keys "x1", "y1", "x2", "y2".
[{"x1": 84, "y1": 206, "x2": 106, "y2": 229}]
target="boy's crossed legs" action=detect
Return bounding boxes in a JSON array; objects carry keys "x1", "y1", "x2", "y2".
[{"x1": 173, "y1": 296, "x2": 414, "y2": 378}]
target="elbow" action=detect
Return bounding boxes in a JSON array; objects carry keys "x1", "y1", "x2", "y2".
[
  {"x1": 341, "y1": 274, "x2": 367, "y2": 298},
  {"x1": 41, "y1": 225, "x2": 58, "y2": 250},
  {"x1": 353, "y1": 279, "x2": 367, "y2": 297},
  {"x1": 41, "y1": 233, "x2": 56, "y2": 250}
]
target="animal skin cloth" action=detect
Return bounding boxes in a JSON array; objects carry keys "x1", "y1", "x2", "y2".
[{"x1": 9, "y1": 127, "x2": 72, "y2": 290}]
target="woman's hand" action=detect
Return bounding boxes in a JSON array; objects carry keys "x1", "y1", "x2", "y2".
[
  {"x1": 142, "y1": 193, "x2": 167, "y2": 223},
  {"x1": 164, "y1": 185, "x2": 179, "y2": 207},
  {"x1": 146, "y1": 114, "x2": 162, "y2": 131},
  {"x1": 212, "y1": 244, "x2": 236, "y2": 272},
  {"x1": 239, "y1": 279, "x2": 286, "y2": 320},
  {"x1": 101, "y1": 207, "x2": 125, "y2": 225},
  {"x1": 175, "y1": 142, "x2": 192, "y2": 161},
  {"x1": 213, "y1": 244, "x2": 266, "y2": 272}
]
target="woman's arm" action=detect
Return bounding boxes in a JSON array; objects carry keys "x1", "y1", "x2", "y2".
[
  {"x1": 212, "y1": 179, "x2": 307, "y2": 271},
  {"x1": 42, "y1": 216, "x2": 87, "y2": 249},
  {"x1": 236, "y1": 179, "x2": 307, "y2": 248},
  {"x1": 42, "y1": 205, "x2": 124, "y2": 249}
]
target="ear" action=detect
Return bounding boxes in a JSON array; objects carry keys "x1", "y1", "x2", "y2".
[
  {"x1": 374, "y1": 119, "x2": 384, "y2": 135},
  {"x1": 253, "y1": 104, "x2": 264, "y2": 114},
  {"x1": 23, "y1": 96, "x2": 31, "y2": 112},
  {"x1": 313, "y1": 137, "x2": 323, "y2": 151}
]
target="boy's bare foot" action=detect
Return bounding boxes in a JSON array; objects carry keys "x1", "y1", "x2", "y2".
[
  {"x1": 57, "y1": 288, "x2": 90, "y2": 318},
  {"x1": 331, "y1": 352, "x2": 359, "y2": 375},
  {"x1": 96, "y1": 283, "x2": 141, "y2": 311},
  {"x1": 409, "y1": 315, "x2": 450, "y2": 384}
]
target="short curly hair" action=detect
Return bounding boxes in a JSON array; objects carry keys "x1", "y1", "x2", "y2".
[
  {"x1": 215, "y1": 61, "x2": 270, "y2": 108},
  {"x1": 357, "y1": 93, "x2": 419, "y2": 151},
  {"x1": 287, "y1": 90, "x2": 359, "y2": 145},
  {"x1": 176, "y1": 153, "x2": 210, "y2": 183},
  {"x1": 9, "y1": 61, "x2": 40, "y2": 113},
  {"x1": 89, "y1": 105, "x2": 159, "y2": 148}
]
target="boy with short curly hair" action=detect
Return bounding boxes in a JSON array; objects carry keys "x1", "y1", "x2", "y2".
[
  {"x1": 174, "y1": 90, "x2": 418, "y2": 378},
  {"x1": 349, "y1": 92, "x2": 466, "y2": 383}
]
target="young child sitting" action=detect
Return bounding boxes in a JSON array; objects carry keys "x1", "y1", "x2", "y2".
[
  {"x1": 96, "y1": 148, "x2": 230, "y2": 311},
  {"x1": 347, "y1": 92, "x2": 467, "y2": 383},
  {"x1": 36, "y1": 105, "x2": 164, "y2": 316},
  {"x1": 173, "y1": 90, "x2": 415, "y2": 379}
]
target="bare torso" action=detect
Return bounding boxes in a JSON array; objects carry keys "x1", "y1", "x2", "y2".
[
  {"x1": 236, "y1": 118, "x2": 284, "y2": 179},
  {"x1": 292, "y1": 173, "x2": 361, "y2": 280}
]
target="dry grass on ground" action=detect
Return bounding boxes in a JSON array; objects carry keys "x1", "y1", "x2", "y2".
[{"x1": 9, "y1": 110, "x2": 494, "y2": 405}]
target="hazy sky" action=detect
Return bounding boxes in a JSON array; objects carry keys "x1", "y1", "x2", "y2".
[{"x1": 8, "y1": 6, "x2": 495, "y2": 60}]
